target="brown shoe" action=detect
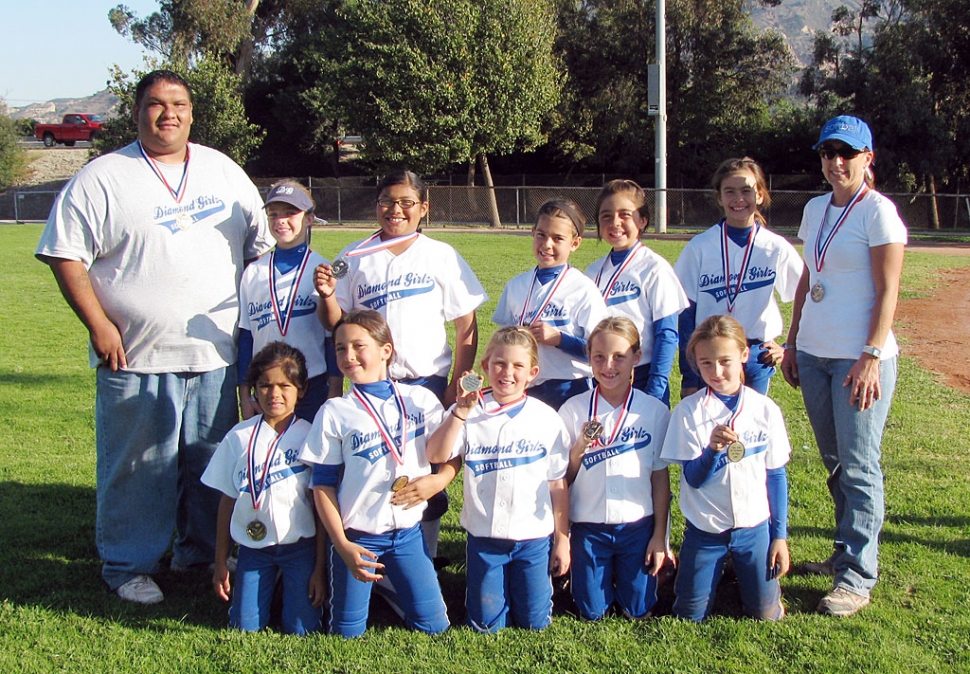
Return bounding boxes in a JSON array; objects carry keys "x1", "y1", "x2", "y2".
[
  {"x1": 802, "y1": 555, "x2": 836, "y2": 576},
  {"x1": 817, "y1": 587, "x2": 870, "y2": 617}
]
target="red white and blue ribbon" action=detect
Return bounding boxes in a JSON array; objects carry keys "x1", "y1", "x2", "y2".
[
  {"x1": 269, "y1": 247, "x2": 312, "y2": 337},
  {"x1": 814, "y1": 183, "x2": 868, "y2": 273},
  {"x1": 353, "y1": 383, "x2": 409, "y2": 466},
  {"x1": 594, "y1": 243, "x2": 642, "y2": 301},
  {"x1": 482, "y1": 389, "x2": 528, "y2": 416},
  {"x1": 586, "y1": 385, "x2": 634, "y2": 448},
  {"x1": 517, "y1": 266, "x2": 570, "y2": 326},
  {"x1": 703, "y1": 385, "x2": 746, "y2": 432},
  {"x1": 343, "y1": 230, "x2": 420, "y2": 259},
  {"x1": 138, "y1": 140, "x2": 190, "y2": 203},
  {"x1": 247, "y1": 415, "x2": 294, "y2": 510},
  {"x1": 720, "y1": 220, "x2": 759, "y2": 313}
]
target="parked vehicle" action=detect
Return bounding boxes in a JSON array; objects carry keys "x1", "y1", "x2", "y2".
[{"x1": 34, "y1": 113, "x2": 105, "y2": 147}]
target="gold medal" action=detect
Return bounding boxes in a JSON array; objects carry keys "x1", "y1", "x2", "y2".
[
  {"x1": 175, "y1": 213, "x2": 192, "y2": 230},
  {"x1": 391, "y1": 476, "x2": 409, "y2": 492},
  {"x1": 246, "y1": 520, "x2": 267, "y2": 541},
  {"x1": 583, "y1": 420, "x2": 604, "y2": 443},
  {"x1": 727, "y1": 441, "x2": 746, "y2": 463},
  {"x1": 459, "y1": 372, "x2": 484, "y2": 394},
  {"x1": 810, "y1": 281, "x2": 825, "y2": 302},
  {"x1": 331, "y1": 258, "x2": 349, "y2": 279}
]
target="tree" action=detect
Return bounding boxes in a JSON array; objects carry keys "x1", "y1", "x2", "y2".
[{"x1": 0, "y1": 108, "x2": 30, "y2": 191}]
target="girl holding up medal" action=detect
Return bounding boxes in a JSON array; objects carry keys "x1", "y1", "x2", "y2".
[
  {"x1": 300, "y1": 310, "x2": 451, "y2": 638},
  {"x1": 492, "y1": 199, "x2": 608, "y2": 410},
  {"x1": 586, "y1": 180, "x2": 688, "y2": 406},
  {"x1": 661, "y1": 315, "x2": 791, "y2": 622},
  {"x1": 674, "y1": 158, "x2": 803, "y2": 397},
  {"x1": 426, "y1": 327, "x2": 571, "y2": 632},
  {"x1": 558, "y1": 317, "x2": 673, "y2": 621},
  {"x1": 201, "y1": 342, "x2": 325, "y2": 635},
  {"x1": 781, "y1": 116, "x2": 906, "y2": 617},
  {"x1": 237, "y1": 180, "x2": 341, "y2": 421}
]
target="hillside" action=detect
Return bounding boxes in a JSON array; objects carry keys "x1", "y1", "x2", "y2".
[{"x1": 4, "y1": 90, "x2": 120, "y2": 123}]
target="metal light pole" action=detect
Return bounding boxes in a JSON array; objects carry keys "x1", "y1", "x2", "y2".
[{"x1": 654, "y1": 0, "x2": 667, "y2": 233}]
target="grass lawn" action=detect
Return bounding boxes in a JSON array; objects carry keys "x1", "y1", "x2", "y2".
[{"x1": 1, "y1": 224, "x2": 968, "y2": 673}]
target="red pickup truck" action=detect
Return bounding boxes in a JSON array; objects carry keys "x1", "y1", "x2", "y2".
[{"x1": 34, "y1": 113, "x2": 105, "y2": 147}]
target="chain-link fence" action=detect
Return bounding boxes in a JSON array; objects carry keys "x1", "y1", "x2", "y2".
[{"x1": 5, "y1": 179, "x2": 970, "y2": 230}]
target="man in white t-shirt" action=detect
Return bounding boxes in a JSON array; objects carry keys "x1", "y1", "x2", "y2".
[{"x1": 35, "y1": 70, "x2": 272, "y2": 605}]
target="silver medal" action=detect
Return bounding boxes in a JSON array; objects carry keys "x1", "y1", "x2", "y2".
[
  {"x1": 331, "y1": 258, "x2": 349, "y2": 279},
  {"x1": 459, "y1": 372, "x2": 484, "y2": 394},
  {"x1": 175, "y1": 213, "x2": 192, "y2": 230},
  {"x1": 810, "y1": 281, "x2": 825, "y2": 302}
]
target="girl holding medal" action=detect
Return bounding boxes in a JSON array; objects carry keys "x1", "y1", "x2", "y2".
[
  {"x1": 586, "y1": 180, "x2": 688, "y2": 406},
  {"x1": 781, "y1": 116, "x2": 906, "y2": 617},
  {"x1": 674, "y1": 158, "x2": 803, "y2": 397},
  {"x1": 201, "y1": 342, "x2": 325, "y2": 635},
  {"x1": 661, "y1": 315, "x2": 791, "y2": 622},
  {"x1": 558, "y1": 317, "x2": 673, "y2": 621},
  {"x1": 492, "y1": 198, "x2": 608, "y2": 410},
  {"x1": 426, "y1": 326, "x2": 571, "y2": 632},
  {"x1": 300, "y1": 310, "x2": 451, "y2": 638},
  {"x1": 237, "y1": 180, "x2": 340, "y2": 421}
]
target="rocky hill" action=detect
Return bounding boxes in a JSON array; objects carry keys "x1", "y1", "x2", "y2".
[
  {"x1": 751, "y1": 0, "x2": 863, "y2": 68},
  {"x1": 3, "y1": 90, "x2": 120, "y2": 123}
]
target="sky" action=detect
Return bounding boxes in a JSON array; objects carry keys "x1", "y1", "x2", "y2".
[{"x1": 0, "y1": 0, "x2": 158, "y2": 107}]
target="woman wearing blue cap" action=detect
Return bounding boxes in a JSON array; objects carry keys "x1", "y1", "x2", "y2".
[{"x1": 781, "y1": 115, "x2": 907, "y2": 617}]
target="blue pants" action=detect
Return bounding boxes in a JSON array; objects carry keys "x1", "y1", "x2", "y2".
[
  {"x1": 570, "y1": 517, "x2": 658, "y2": 620},
  {"x1": 674, "y1": 519, "x2": 782, "y2": 622},
  {"x1": 465, "y1": 534, "x2": 553, "y2": 632},
  {"x1": 294, "y1": 373, "x2": 330, "y2": 422},
  {"x1": 528, "y1": 377, "x2": 592, "y2": 411},
  {"x1": 632, "y1": 363, "x2": 670, "y2": 407},
  {"x1": 744, "y1": 340, "x2": 777, "y2": 395},
  {"x1": 230, "y1": 536, "x2": 322, "y2": 635},
  {"x1": 797, "y1": 352, "x2": 896, "y2": 597},
  {"x1": 328, "y1": 524, "x2": 449, "y2": 638},
  {"x1": 95, "y1": 366, "x2": 236, "y2": 589}
]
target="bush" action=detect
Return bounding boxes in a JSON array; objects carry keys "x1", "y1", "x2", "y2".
[{"x1": 0, "y1": 110, "x2": 30, "y2": 191}]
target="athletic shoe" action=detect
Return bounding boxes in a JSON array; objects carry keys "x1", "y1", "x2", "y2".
[
  {"x1": 817, "y1": 587, "x2": 869, "y2": 617},
  {"x1": 802, "y1": 555, "x2": 836, "y2": 576},
  {"x1": 116, "y1": 575, "x2": 164, "y2": 605}
]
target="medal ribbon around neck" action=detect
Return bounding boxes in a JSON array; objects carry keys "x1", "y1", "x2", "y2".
[
  {"x1": 353, "y1": 383, "x2": 409, "y2": 466},
  {"x1": 268, "y1": 247, "x2": 312, "y2": 337},
  {"x1": 482, "y1": 389, "x2": 528, "y2": 416},
  {"x1": 247, "y1": 415, "x2": 295, "y2": 511},
  {"x1": 587, "y1": 385, "x2": 634, "y2": 448},
  {"x1": 518, "y1": 265, "x2": 570, "y2": 326},
  {"x1": 343, "y1": 229, "x2": 420, "y2": 259},
  {"x1": 814, "y1": 183, "x2": 868, "y2": 273},
  {"x1": 703, "y1": 385, "x2": 747, "y2": 435},
  {"x1": 719, "y1": 220, "x2": 759, "y2": 314},
  {"x1": 138, "y1": 140, "x2": 190, "y2": 203},
  {"x1": 594, "y1": 242, "x2": 642, "y2": 301}
]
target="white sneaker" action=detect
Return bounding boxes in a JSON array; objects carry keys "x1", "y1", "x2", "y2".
[{"x1": 116, "y1": 575, "x2": 164, "y2": 604}]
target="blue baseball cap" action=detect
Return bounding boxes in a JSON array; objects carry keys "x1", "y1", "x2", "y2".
[
  {"x1": 264, "y1": 183, "x2": 314, "y2": 212},
  {"x1": 813, "y1": 115, "x2": 873, "y2": 151}
]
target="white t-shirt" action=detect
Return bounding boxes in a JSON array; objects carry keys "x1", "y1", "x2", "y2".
[
  {"x1": 36, "y1": 141, "x2": 272, "y2": 373},
  {"x1": 586, "y1": 244, "x2": 689, "y2": 367},
  {"x1": 674, "y1": 224, "x2": 803, "y2": 342},
  {"x1": 201, "y1": 415, "x2": 316, "y2": 548},
  {"x1": 299, "y1": 383, "x2": 444, "y2": 534},
  {"x1": 559, "y1": 387, "x2": 671, "y2": 525},
  {"x1": 661, "y1": 388, "x2": 791, "y2": 534},
  {"x1": 239, "y1": 248, "x2": 331, "y2": 379},
  {"x1": 492, "y1": 267, "x2": 608, "y2": 385},
  {"x1": 333, "y1": 234, "x2": 487, "y2": 380},
  {"x1": 445, "y1": 393, "x2": 570, "y2": 540},
  {"x1": 796, "y1": 190, "x2": 908, "y2": 359}
]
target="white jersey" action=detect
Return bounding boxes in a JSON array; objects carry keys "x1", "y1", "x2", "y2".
[
  {"x1": 559, "y1": 387, "x2": 671, "y2": 525},
  {"x1": 201, "y1": 415, "x2": 315, "y2": 548},
  {"x1": 239, "y1": 248, "x2": 331, "y2": 379},
  {"x1": 586, "y1": 244, "x2": 689, "y2": 367},
  {"x1": 661, "y1": 388, "x2": 791, "y2": 534},
  {"x1": 797, "y1": 190, "x2": 908, "y2": 359},
  {"x1": 299, "y1": 383, "x2": 444, "y2": 534},
  {"x1": 492, "y1": 266, "x2": 608, "y2": 385},
  {"x1": 334, "y1": 234, "x2": 487, "y2": 380},
  {"x1": 445, "y1": 392, "x2": 570, "y2": 540},
  {"x1": 36, "y1": 141, "x2": 272, "y2": 373},
  {"x1": 674, "y1": 223, "x2": 803, "y2": 342}
]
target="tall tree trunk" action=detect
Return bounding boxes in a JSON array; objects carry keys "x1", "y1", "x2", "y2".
[
  {"x1": 928, "y1": 174, "x2": 940, "y2": 230},
  {"x1": 234, "y1": 0, "x2": 262, "y2": 84},
  {"x1": 479, "y1": 154, "x2": 502, "y2": 228}
]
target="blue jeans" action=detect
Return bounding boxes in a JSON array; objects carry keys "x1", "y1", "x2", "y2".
[
  {"x1": 465, "y1": 534, "x2": 553, "y2": 632},
  {"x1": 230, "y1": 536, "x2": 322, "y2": 634},
  {"x1": 674, "y1": 519, "x2": 782, "y2": 622},
  {"x1": 95, "y1": 366, "x2": 237, "y2": 589},
  {"x1": 796, "y1": 352, "x2": 896, "y2": 598},
  {"x1": 570, "y1": 517, "x2": 657, "y2": 620},
  {"x1": 328, "y1": 524, "x2": 448, "y2": 638}
]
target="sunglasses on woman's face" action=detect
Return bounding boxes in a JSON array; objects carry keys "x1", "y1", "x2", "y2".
[{"x1": 818, "y1": 145, "x2": 865, "y2": 161}]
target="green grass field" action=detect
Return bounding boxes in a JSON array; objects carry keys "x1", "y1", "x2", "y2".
[{"x1": 1, "y1": 224, "x2": 968, "y2": 673}]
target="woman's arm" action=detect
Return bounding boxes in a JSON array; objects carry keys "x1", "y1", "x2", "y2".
[{"x1": 212, "y1": 494, "x2": 236, "y2": 601}]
